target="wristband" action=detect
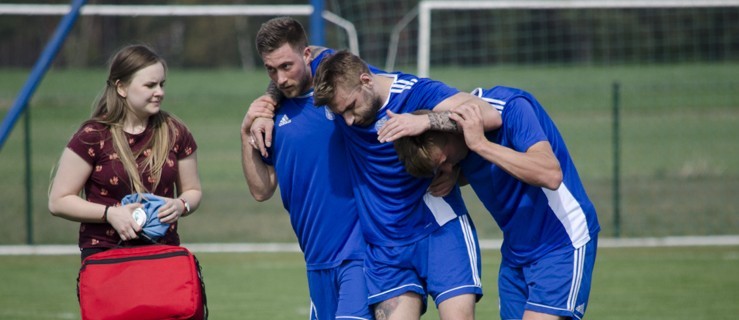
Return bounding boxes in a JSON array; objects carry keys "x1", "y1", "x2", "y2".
[
  {"x1": 179, "y1": 198, "x2": 190, "y2": 215},
  {"x1": 103, "y1": 206, "x2": 110, "y2": 223}
]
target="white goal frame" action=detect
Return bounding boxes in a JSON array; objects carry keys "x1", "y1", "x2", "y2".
[
  {"x1": 0, "y1": 4, "x2": 359, "y2": 55},
  {"x1": 416, "y1": 0, "x2": 739, "y2": 77}
]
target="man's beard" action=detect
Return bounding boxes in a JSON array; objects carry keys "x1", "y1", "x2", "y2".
[
  {"x1": 354, "y1": 94, "x2": 383, "y2": 127},
  {"x1": 280, "y1": 75, "x2": 311, "y2": 98}
]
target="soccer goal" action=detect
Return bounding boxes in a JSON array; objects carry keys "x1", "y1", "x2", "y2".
[
  {"x1": 383, "y1": 0, "x2": 739, "y2": 77},
  {"x1": 0, "y1": 4, "x2": 359, "y2": 56}
]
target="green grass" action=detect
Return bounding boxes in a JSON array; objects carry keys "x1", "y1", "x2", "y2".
[
  {"x1": 0, "y1": 246, "x2": 737, "y2": 319},
  {"x1": 1, "y1": 63, "x2": 739, "y2": 244}
]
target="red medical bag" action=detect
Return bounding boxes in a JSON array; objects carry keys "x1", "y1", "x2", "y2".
[{"x1": 78, "y1": 244, "x2": 207, "y2": 320}]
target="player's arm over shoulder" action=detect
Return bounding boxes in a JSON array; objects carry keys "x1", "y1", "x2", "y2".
[
  {"x1": 431, "y1": 92, "x2": 502, "y2": 132},
  {"x1": 308, "y1": 45, "x2": 329, "y2": 59}
]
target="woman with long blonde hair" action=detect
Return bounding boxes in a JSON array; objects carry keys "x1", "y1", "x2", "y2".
[{"x1": 48, "y1": 44, "x2": 202, "y2": 260}]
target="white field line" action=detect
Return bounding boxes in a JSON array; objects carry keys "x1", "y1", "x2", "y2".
[{"x1": 1, "y1": 235, "x2": 738, "y2": 255}]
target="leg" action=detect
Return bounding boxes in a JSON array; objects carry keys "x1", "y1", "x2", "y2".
[
  {"x1": 365, "y1": 242, "x2": 427, "y2": 318},
  {"x1": 374, "y1": 292, "x2": 423, "y2": 320},
  {"x1": 437, "y1": 293, "x2": 477, "y2": 320},
  {"x1": 427, "y1": 215, "x2": 483, "y2": 319},
  {"x1": 520, "y1": 237, "x2": 598, "y2": 320}
]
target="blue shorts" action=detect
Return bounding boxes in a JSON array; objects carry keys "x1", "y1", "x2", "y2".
[
  {"x1": 307, "y1": 260, "x2": 373, "y2": 320},
  {"x1": 498, "y1": 236, "x2": 598, "y2": 319},
  {"x1": 365, "y1": 215, "x2": 483, "y2": 311}
]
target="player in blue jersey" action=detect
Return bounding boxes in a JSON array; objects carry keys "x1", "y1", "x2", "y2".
[
  {"x1": 240, "y1": 17, "x2": 372, "y2": 320},
  {"x1": 390, "y1": 86, "x2": 601, "y2": 320},
  {"x1": 312, "y1": 51, "x2": 506, "y2": 320}
]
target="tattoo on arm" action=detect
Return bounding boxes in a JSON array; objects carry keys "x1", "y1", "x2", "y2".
[{"x1": 428, "y1": 111, "x2": 460, "y2": 132}]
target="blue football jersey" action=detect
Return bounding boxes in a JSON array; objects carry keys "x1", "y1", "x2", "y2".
[
  {"x1": 461, "y1": 86, "x2": 601, "y2": 266},
  {"x1": 261, "y1": 49, "x2": 365, "y2": 270},
  {"x1": 335, "y1": 72, "x2": 470, "y2": 246}
]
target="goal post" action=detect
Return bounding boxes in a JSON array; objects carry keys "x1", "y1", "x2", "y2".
[
  {"x1": 416, "y1": 0, "x2": 739, "y2": 77},
  {"x1": 0, "y1": 4, "x2": 359, "y2": 55}
]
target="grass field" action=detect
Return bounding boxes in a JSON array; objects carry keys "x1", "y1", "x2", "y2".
[
  {"x1": 1, "y1": 63, "x2": 739, "y2": 244},
  {"x1": 1, "y1": 246, "x2": 738, "y2": 319},
  {"x1": 1, "y1": 64, "x2": 738, "y2": 319}
]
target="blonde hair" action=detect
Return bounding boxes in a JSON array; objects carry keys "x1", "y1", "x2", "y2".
[
  {"x1": 89, "y1": 44, "x2": 177, "y2": 193},
  {"x1": 313, "y1": 50, "x2": 370, "y2": 107},
  {"x1": 393, "y1": 111, "x2": 452, "y2": 178}
]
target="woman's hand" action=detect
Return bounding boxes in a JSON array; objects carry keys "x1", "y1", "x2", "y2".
[
  {"x1": 157, "y1": 197, "x2": 185, "y2": 224},
  {"x1": 106, "y1": 204, "x2": 143, "y2": 241}
]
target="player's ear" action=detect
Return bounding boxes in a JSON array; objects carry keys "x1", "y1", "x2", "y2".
[
  {"x1": 439, "y1": 152, "x2": 448, "y2": 165},
  {"x1": 302, "y1": 46, "x2": 311, "y2": 62},
  {"x1": 359, "y1": 73, "x2": 372, "y2": 87}
]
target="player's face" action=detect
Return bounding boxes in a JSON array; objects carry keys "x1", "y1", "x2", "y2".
[
  {"x1": 262, "y1": 43, "x2": 311, "y2": 98},
  {"x1": 118, "y1": 62, "x2": 166, "y2": 118},
  {"x1": 429, "y1": 140, "x2": 468, "y2": 176},
  {"x1": 330, "y1": 83, "x2": 382, "y2": 127}
]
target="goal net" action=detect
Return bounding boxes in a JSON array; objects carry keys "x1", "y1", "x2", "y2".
[{"x1": 380, "y1": 0, "x2": 739, "y2": 76}]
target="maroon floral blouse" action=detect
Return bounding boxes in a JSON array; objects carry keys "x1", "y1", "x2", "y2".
[{"x1": 66, "y1": 119, "x2": 197, "y2": 249}]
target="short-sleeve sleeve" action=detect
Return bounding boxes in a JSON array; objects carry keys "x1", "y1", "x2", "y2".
[
  {"x1": 172, "y1": 120, "x2": 197, "y2": 159},
  {"x1": 504, "y1": 98, "x2": 548, "y2": 152},
  {"x1": 403, "y1": 78, "x2": 459, "y2": 113},
  {"x1": 66, "y1": 122, "x2": 108, "y2": 165}
]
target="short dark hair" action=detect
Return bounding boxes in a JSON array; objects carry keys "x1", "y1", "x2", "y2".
[{"x1": 255, "y1": 17, "x2": 308, "y2": 56}]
